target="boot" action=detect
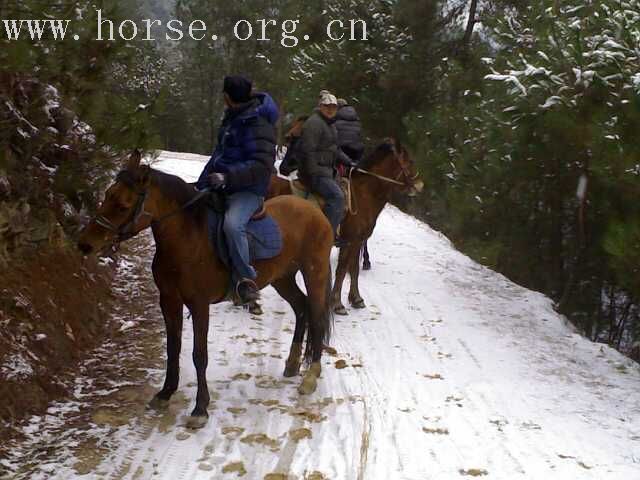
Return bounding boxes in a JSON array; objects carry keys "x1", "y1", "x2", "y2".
[
  {"x1": 334, "y1": 236, "x2": 349, "y2": 248},
  {"x1": 236, "y1": 279, "x2": 260, "y2": 305},
  {"x1": 334, "y1": 225, "x2": 348, "y2": 248}
]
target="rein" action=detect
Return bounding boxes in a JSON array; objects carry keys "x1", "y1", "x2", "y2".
[
  {"x1": 152, "y1": 189, "x2": 210, "y2": 225},
  {"x1": 354, "y1": 146, "x2": 419, "y2": 187},
  {"x1": 95, "y1": 174, "x2": 210, "y2": 245},
  {"x1": 354, "y1": 168, "x2": 408, "y2": 186},
  {"x1": 346, "y1": 167, "x2": 358, "y2": 215},
  {"x1": 344, "y1": 150, "x2": 419, "y2": 216}
]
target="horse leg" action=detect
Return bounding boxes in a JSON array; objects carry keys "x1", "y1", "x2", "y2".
[
  {"x1": 272, "y1": 275, "x2": 307, "y2": 377},
  {"x1": 186, "y1": 300, "x2": 210, "y2": 429},
  {"x1": 149, "y1": 291, "x2": 183, "y2": 409},
  {"x1": 362, "y1": 241, "x2": 371, "y2": 270},
  {"x1": 299, "y1": 260, "x2": 332, "y2": 395},
  {"x1": 332, "y1": 244, "x2": 356, "y2": 315},
  {"x1": 248, "y1": 300, "x2": 263, "y2": 316},
  {"x1": 348, "y1": 242, "x2": 366, "y2": 309}
]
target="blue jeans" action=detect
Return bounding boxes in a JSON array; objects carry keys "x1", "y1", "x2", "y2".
[
  {"x1": 310, "y1": 176, "x2": 345, "y2": 235},
  {"x1": 224, "y1": 191, "x2": 263, "y2": 282}
]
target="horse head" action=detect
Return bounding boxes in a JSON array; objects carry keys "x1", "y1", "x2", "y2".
[
  {"x1": 381, "y1": 138, "x2": 424, "y2": 197},
  {"x1": 285, "y1": 115, "x2": 308, "y2": 141},
  {"x1": 78, "y1": 150, "x2": 155, "y2": 255}
]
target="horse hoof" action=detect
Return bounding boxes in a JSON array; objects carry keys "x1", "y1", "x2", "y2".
[
  {"x1": 351, "y1": 299, "x2": 366, "y2": 309},
  {"x1": 186, "y1": 414, "x2": 208, "y2": 430},
  {"x1": 147, "y1": 396, "x2": 170, "y2": 411},
  {"x1": 334, "y1": 305, "x2": 348, "y2": 316},
  {"x1": 249, "y1": 303, "x2": 263, "y2": 316},
  {"x1": 283, "y1": 363, "x2": 300, "y2": 378},
  {"x1": 362, "y1": 262, "x2": 371, "y2": 271},
  {"x1": 298, "y1": 362, "x2": 321, "y2": 395},
  {"x1": 298, "y1": 373, "x2": 318, "y2": 395}
]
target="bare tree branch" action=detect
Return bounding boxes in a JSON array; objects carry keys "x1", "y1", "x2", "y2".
[{"x1": 463, "y1": 0, "x2": 479, "y2": 46}]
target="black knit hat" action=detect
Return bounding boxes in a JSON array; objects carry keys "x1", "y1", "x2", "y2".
[{"x1": 223, "y1": 75, "x2": 252, "y2": 103}]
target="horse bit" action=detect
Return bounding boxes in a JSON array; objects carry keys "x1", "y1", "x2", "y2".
[
  {"x1": 93, "y1": 171, "x2": 154, "y2": 245},
  {"x1": 94, "y1": 171, "x2": 212, "y2": 251}
]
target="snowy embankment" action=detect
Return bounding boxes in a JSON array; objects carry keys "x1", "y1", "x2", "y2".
[{"x1": 7, "y1": 151, "x2": 640, "y2": 479}]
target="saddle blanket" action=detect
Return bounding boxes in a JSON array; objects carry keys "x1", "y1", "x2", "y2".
[
  {"x1": 207, "y1": 208, "x2": 283, "y2": 268},
  {"x1": 290, "y1": 178, "x2": 351, "y2": 212}
]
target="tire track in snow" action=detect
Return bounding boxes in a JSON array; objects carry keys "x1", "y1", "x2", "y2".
[{"x1": 357, "y1": 398, "x2": 370, "y2": 480}]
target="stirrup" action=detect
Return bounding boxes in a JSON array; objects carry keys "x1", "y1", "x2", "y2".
[{"x1": 235, "y1": 279, "x2": 260, "y2": 304}]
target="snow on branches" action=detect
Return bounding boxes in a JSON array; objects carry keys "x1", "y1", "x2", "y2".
[{"x1": 485, "y1": 1, "x2": 640, "y2": 117}]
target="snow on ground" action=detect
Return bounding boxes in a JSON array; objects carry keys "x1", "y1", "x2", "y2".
[{"x1": 5, "y1": 151, "x2": 640, "y2": 479}]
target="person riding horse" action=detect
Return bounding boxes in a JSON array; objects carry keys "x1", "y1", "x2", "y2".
[
  {"x1": 298, "y1": 92, "x2": 355, "y2": 238},
  {"x1": 278, "y1": 115, "x2": 307, "y2": 177},
  {"x1": 335, "y1": 98, "x2": 372, "y2": 268},
  {"x1": 335, "y1": 98, "x2": 365, "y2": 167},
  {"x1": 196, "y1": 75, "x2": 278, "y2": 304}
]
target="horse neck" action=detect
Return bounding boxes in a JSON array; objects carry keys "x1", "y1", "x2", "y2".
[
  {"x1": 147, "y1": 174, "x2": 209, "y2": 257},
  {"x1": 371, "y1": 152, "x2": 404, "y2": 180},
  {"x1": 355, "y1": 152, "x2": 400, "y2": 203}
]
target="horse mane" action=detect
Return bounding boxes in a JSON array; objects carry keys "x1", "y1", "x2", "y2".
[
  {"x1": 125, "y1": 167, "x2": 207, "y2": 224},
  {"x1": 358, "y1": 139, "x2": 402, "y2": 170},
  {"x1": 285, "y1": 115, "x2": 308, "y2": 139}
]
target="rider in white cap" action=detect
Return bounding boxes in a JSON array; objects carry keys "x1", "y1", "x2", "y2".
[{"x1": 297, "y1": 91, "x2": 349, "y2": 238}]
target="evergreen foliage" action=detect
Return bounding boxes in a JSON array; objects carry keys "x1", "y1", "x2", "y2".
[{"x1": 2, "y1": 0, "x2": 639, "y2": 358}]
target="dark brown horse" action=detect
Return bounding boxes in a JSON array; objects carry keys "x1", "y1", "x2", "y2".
[
  {"x1": 78, "y1": 151, "x2": 334, "y2": 428},
  {"x1": 267, "y1": 139, "x2": 423, "y2": 315}
]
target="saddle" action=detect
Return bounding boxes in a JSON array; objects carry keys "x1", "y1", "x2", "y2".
[
  {"x1": 206, "y1": 192, "x2": 282, "y2": 270},
  {"x1": 289, "y1": 178, "x2": 351, "y2": 213}
]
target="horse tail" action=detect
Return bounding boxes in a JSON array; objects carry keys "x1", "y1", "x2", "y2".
[{"x1": 304, "y1": 259, "x2": 334, "y2": 364}]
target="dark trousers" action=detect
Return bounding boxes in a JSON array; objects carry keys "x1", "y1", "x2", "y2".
[{"x1": 310, "y1": 175, "x2": 345, "y2": 235}]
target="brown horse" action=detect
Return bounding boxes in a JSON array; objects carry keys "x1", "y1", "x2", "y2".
[
  {"x1": 268, "y1": 139, "x2": 423, "y2": 315},
  {"x1": 78, "y1": 151, "x2": 334, "y2": 428}
]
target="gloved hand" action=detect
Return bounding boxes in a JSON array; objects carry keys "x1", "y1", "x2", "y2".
[
  {"x1": 208, "y1": 172, "x2": 227, "y2": 189},
  {"x1": 338, "y1": 149, "x2": 357, "y2": 168}
]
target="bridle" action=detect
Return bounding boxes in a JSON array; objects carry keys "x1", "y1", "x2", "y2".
[
  {"x1": 93, "y1": 170, "x2": 209, "y2": 246},
  {"x1": 94, "y1": 171, "x2": 153, "y2": 243},
  {"x1": 394, "y1": 150, "x2": 420, "y2": 188},
  {"x1": 345, "y1": 144, "x2": 420, "y2": 216},
  {"x1": 354, "y1": 144, "x2": 419, "y2": 188}
]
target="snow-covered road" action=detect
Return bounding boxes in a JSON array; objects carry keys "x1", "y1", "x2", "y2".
[{"x1": 7, "y1": 151, "x2": 640, "y2": 479}]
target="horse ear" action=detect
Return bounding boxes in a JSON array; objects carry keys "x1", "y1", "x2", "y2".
[
  {"x1": 126, "y1": 149, "x2": 143, "y2": 171},
  {"x1": 139, "y1": 164, "x2": 151, "y2": 187},
  {"x1": 383, "y1": 137, "x2": 398, "y2": 155}
]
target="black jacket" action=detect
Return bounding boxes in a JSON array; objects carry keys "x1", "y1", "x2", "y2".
[
  {"x1": 298, "y1": 110, "x2": 340, "y2": 184},
  {"x1": 196, "y1": 93, "x2": 278, "y2": 196},
  {"x1": 335, "y1": 105, "x2": 364, "y2": 154}
]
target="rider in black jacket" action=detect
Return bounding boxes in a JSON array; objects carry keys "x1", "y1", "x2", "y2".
[{"x1": 335, "y1": 99, "x2": 365, "y2": 165}]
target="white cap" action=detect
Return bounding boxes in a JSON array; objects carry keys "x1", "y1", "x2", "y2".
[{"x1": 319, "y1": 92, "x2": 338, "y2": 106}]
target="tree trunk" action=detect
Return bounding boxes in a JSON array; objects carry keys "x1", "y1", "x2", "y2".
[{"x1": 463, "y1": 0, "x2": 479, "y2": 46}]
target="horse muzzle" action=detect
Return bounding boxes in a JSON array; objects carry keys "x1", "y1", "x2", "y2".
[{"x1": 409, "y1": 179, "x2": 425, "y2": 197}]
